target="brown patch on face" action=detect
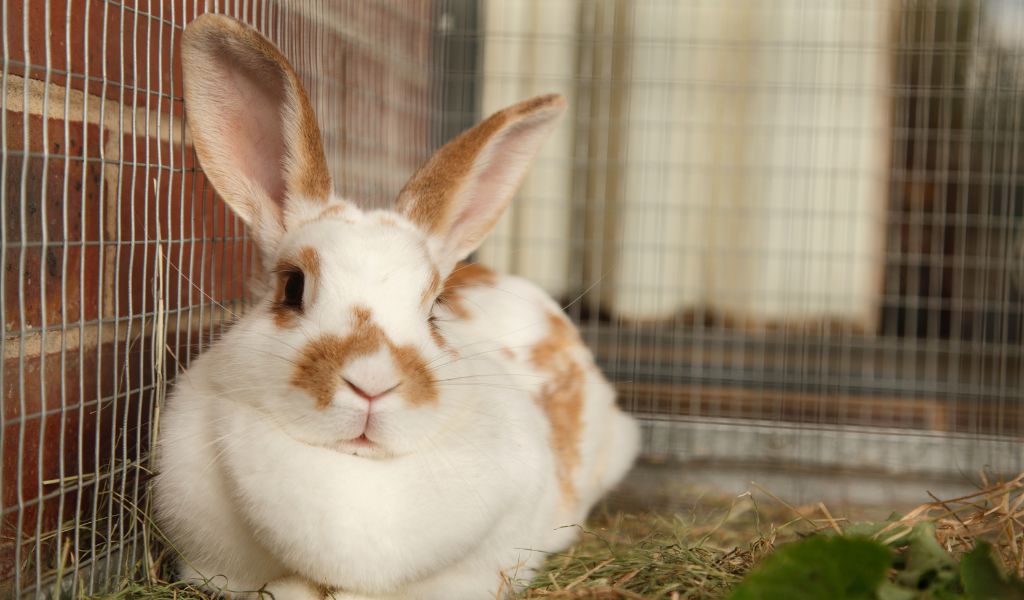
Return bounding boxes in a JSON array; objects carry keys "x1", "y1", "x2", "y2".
[
  {"x1": 530, "y1": 313, "x2": 585, "y2": 506},
  {"x1": 292, "y1": 305, "x2": 437, "y2": 409},
  {"x1": 292, "y1": 332, "x2": 382, "y2": 409},
  {"x1": 428, "y1": 322, "x2": 450, "y2": 352},
  {"x1": 318, "y1": 203, "x2": 348, "y2": 219},
  {"x1": 438, "y1": 262, "x2": 498, "y2": 319},
  {"x1": 396, "y1": 94, "x2": 566, "y2": 234},
  {"x1": 296, "y1": 246, "x2": 321, "y2": 282},
  {"x1": 294, "y1": 203, "x2": 354, "y2": 229},
  {"x1": 271, "y1": 274, "x2": 299, "y2": 328},
  {"x1": 392, "y1": 345, "x2": 438, "y2": 406}
]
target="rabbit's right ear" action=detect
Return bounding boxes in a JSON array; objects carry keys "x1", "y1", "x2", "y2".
[{"x1": 181, "y1": 14, "x2": 332, "y2": 251}]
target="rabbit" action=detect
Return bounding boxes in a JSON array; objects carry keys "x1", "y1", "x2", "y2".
[{"x1": 152, "y1": 13, "x2": 640, "y2": 600}]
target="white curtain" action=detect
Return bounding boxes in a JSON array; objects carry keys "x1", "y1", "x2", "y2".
[
  {"x1": 477, "y1": 0, "x2": 578, "y2": 298},
  {"x1": 478, "y1": 0, "x2": 891, "y2": 331}
]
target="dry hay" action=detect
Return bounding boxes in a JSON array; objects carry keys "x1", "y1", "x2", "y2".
[
  {"x1": 872, "y1": 471, "x2": 1024, "y2": 577},
  {"x1": 82, "y1": 472, "x2": 1024, "y2": 599}
]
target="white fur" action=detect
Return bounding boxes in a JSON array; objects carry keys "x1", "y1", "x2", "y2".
[{"x1": 154, "y1": 206, "x2": 640, "y2": 599}]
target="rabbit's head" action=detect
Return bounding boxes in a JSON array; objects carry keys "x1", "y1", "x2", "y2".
[{"x1": 181, "y1": 15, "x2": 564, "y2": 457}]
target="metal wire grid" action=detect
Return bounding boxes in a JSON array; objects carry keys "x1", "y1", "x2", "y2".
[
  {"x1": 1, "y1": 0, "x2": 437, "y2": 595},
  {"x1": 440, "y1": 0, "x2": 1023, "y2": 476},
  {"x1": 2, "y1": 0, "x2": 1024, "y2": 596}
]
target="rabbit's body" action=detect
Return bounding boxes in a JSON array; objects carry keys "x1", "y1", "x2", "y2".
[
  {"x1": 155, "y1": 14, "x2": 638, "y2": 599},
  {"x1": 156, "y1": 236, "x2": 638, "y2": 599}
]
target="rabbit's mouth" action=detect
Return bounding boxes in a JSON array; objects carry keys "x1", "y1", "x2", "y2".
[{"x1": 332, "y1": 432, "x2": 392, "y2": 459}]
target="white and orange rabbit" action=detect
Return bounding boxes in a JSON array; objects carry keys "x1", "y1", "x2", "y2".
[{"x1": 153, "y1": 14, "x2": 639, "y2": 600}]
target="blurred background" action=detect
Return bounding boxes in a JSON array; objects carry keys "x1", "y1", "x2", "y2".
[{"x1": 2, "y1": 0, "x2": 1023, "y2": 596}]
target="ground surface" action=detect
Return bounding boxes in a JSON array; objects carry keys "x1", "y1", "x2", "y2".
[{"x1": 86, "y1": 462, "x2": 1018, "y2": 599}]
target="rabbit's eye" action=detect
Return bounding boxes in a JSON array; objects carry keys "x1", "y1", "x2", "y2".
[
  {"x1": 427, "y1": 295, "x2": 448, "y2": 327},
  {"x1": 281, "y1": 270, "x2": 305, "y2": 308}
]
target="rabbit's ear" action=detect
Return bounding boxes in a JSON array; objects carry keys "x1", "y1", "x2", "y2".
[
  {"x1": 397, "y1": 94, "x2": 566, "y2": 271},
  {"x1": 182, "y1": 14, "x2": 331, "y2": 248}
]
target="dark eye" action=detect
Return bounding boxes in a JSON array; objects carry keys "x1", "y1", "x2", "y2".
[
  {"x1": 427, "y1": 295, "x2": 447, "y2": 327},
  {"x1": 281, "y1": 270, "x2": 305, "y2": 309}
]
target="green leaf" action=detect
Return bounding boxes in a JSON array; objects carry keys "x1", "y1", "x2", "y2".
[
  {"x1": 843, "y1": 513, "x2": 905, "y2": 541},
  {"x1": 894, "y1": 523, "x2": 959, "y2": 592},
  {"x1": 726, "y1": 536, "x2": 891, "y2": 600},
  {"x1": 875, "y1": 581, "x2": 918, "y2": 600},
  {"x1": 962, "y1": 542, "x2": 1024, "y2": 600}
]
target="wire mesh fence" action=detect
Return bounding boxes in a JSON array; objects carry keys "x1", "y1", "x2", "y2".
[
  {"x1": 463, "y1": 0, "x2": 1023, "y2": 478},
  {"x1": 1, "y1": 0, "x2": 1023, "y2": 596},
  {"x1": 2, "y1": 0, "x2": 438, "y2": 595}
]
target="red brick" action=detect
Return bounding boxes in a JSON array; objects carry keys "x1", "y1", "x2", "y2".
[
  {"x1": 0, "y1": 484, "x2": 81, "y2": 585},
  {"x1": 3, "y1": 244, "x2": 104, "y2": 333},
  {"x1": 1, "y1": 0, "x2": 438, "y2": 588},
  {"x1": 119, "y1": 0, "x2": 222, "y2": 26},
  {"x1": 8, "y1": 0, "x2": 195, "y2": 109},
  {"x1": 96, "y1": 138, "x2": 256, "y2": 318},
  {"x1": 107, "y1": 232, "x2": 252, "y2": 319},
  {"x1": 5, "y1": 111, "x2": 102, "y2": 157},
  {"x1": 4, "y1": 112, "x2": 106, "y2": 331},
  {"x1": 4, "y1": 112, "x2": 105, "y2": 240},
  {"x1": 1, "y1": 336, "x2": 172, "y2": 494},
  {"x1": 4, "y1": 339, "x2": 111, "y2": 420},
  {"x1": 0, "y1": 339, "x2": 156, "y2": 585}
]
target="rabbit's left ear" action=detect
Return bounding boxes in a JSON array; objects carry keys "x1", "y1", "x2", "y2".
[
  {"x1": 397, "y1": 95, "x2": 566, "y2": 272},
  {"x1": 182, "y1": 14, "x2": 332, "y2": 251}
]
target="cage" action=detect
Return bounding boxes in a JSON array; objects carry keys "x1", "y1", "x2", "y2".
[{"x1": 2, "y1": 0, "x2": 1023, "y2": 597}]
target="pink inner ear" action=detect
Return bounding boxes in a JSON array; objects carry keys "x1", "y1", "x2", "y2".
[
  {"x1": 447, "y1": 117, "x2": 554, "y2": 254},
  {"x1": 218, "y1": 55, "x2": 287, "y2": 215}
]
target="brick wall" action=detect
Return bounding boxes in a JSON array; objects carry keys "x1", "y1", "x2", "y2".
[{"x1": 1, "y1": 1, "x2": 436, "y2": 594}]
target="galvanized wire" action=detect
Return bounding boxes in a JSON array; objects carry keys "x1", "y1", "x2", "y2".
[{"x1": 2, "y1": 0, "x2": 1024, "y2": 596}]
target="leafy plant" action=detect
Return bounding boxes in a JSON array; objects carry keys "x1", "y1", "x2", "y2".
[
  {"x1": 726, "y1": 536, "x2": 890, "y2": 600},
  {"x1": 961, "y1": 543, "x2": 1024, "y2": 600},
  {"x1": 727, "y1": 532, "x2": 1024, "y2": 600}
]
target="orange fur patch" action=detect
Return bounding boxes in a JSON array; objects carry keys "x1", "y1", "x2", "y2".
[
  {"x1": 428, "y1": 322, "x2": 449, "y2": 352},
  {"x1": 353, "y1": 305, "x2": 372, "y2": 326},
  {"x1": 530, "y1": 313, "x2": 585, "y2": 506},
  {"x1": 270, "y1": 308, "x2": 295, "y2": 328},
  {"x1": 439, "y1": 262, "x2": 497, "y2": 319},
  {"x1": 288, "y1": 73, "x2": 332, "y2": 201},
  {"x1": 396, "y1": 94, "x2": 565, "y2": 234},
  {"x1": 318, "y1": 203, "x2": 349, "y2": 219},
  {"x1": 271, "y1": 288, "x2": 298, "y2": 328},
  {"x1": 292, "y1": 305, "x2": 437, "y2": 408},
  {"x1": 297, "y1": 246, "x2": 321, "y2": 282},
  {"x1": 392, "y1": 344, "x2": 439, "y2": 406}
]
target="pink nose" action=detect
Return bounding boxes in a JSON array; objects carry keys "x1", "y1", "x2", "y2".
[{"x1": 343, "y1": 377, "x2": 400, "y2": 402}]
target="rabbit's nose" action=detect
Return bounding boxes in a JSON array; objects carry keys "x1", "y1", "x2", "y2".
[
  {"x1": 340, "y1": 348, "x2": 402, "y2": 403},
  {"x1": 343, "y1": 377, "x2": 400, "y2": 402}
]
